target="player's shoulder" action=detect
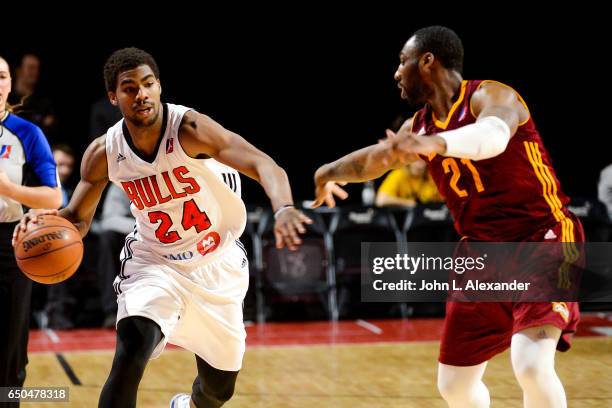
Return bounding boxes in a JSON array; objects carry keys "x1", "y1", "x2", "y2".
[
  {"x1": 179, "y1": 108, "x2": 217, "y2": 128},
  {"x1": 469, "y1": 79, "x2": 529, "y2": 121},
  {"x1": 91, "y1": 133, "x2": 107, "y2": 148},
  {"x1": 82, "y1": 134, "x2": 109, "y2": 181},
  {"x1": 180, "y1": 109, "x2": 200, "y2": 128},
  {"x1": 471, "y1": 79, "x2": 520, "y2": 98},
  {"x1": 84, "y1": 134, "x2": 108, "y2": 163},
  {"x1": 177, "y1": 109, "x2": 218, "y2": 137}
]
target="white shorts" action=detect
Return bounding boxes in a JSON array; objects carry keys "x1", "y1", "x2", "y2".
[{"x1": 113, "y1": 240, "x2": 249, "y2": 371}]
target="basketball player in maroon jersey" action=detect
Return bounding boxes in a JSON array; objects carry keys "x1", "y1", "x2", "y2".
[{"x1": 312, "y1": 26, "x2": 581, "y2": 407}]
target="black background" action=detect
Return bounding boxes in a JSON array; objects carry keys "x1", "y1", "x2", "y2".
[{"x1": 2, "y1": 8, "x2": 608, "y2": 205}]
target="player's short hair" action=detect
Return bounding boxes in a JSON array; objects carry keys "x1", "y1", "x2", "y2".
[
  {"x1": 412, "y1": 26, "x2": 464, "y2": 73},
  {"x1": 103, "y1": 47, "x2": 160, "y2": 92}
]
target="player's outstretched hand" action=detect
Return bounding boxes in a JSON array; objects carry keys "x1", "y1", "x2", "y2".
[
  {"x1": 12, "y1": 208, "x2": 59, "y2": 247},
  {"x1": 312, "y1": 181, "x2": 348, "y2": 209},
  {"x1": 274, "y1": 207, "x2": 313, "y2": 251},
  {"x1": 312, "y1": 166, "x2": 349, "y2": 209}
]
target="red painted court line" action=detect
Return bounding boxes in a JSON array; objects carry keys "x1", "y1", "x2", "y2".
[
  {"x1": 27, "y1": 314, "x2": 612, "y2": 353},
  {"x1": 246, "y1": 318, "x2": 445, "y2": 347}
]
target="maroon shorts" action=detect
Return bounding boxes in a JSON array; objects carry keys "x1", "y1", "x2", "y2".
[{"x1": 439, "y1": 214, "x2": 584, "y2": 367}]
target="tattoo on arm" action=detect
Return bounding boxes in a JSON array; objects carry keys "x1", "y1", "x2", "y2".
[
  {"x1": 327, "y1": 158, "x2": 365, "y2": 179},
  {"x1": 349, "y1": 160, "x2": 365, "y2": 176}
]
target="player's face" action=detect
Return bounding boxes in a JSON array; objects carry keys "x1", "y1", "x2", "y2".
[
  {"x1": 109, "y1": 64, "x2": 161, "y2": 127},
  {"x1": 394, "y1": 38, "x2": 428, "y2": 107},
  {"x1": 0, "y1": 58, "x2": 11, "y2": 111}
]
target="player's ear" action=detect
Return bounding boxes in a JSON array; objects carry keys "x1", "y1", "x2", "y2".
[
  {"x1": 420, "y1": 52, "x2": 434, "y2": 69},
  {"x1": 108, "y1": 91, "x2": 118, "y2": 106}
]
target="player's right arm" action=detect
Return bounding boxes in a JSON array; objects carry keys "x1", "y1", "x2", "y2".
[
  {"x1": 312, "y1": 118, "x2": 418, "y2": 208},
  {"x1": 12, "y1": 136, "x2": 109, "y2": 244}
]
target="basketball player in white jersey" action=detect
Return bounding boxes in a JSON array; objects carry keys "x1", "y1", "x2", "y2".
[{"x1": 12, "y1": 48, "x2": 312, "y2": 408}]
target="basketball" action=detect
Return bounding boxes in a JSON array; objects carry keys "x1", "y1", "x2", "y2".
[{"x1": 14, "y1": 215, "x2": 84, "y2": 284}]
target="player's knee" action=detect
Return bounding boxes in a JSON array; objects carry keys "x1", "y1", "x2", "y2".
[
  {"x1": 192, "y1": 369, "x2": 238, "y2": 407},
  {"x1": 112, "y1": 317, "x2": 162, "y2": 375},
  {"x1": 438, "y1": 372, "x2": 489, "y2": 407},
  {"x1": 203, "y1": 380, "x2": 235, "y2": 405},
  {"x1": 513, "y1": 359, "x2": 554, "y2": 388},
  {"x1": 438, "y1": 380, "x2": 490, "y2": 407},
  {"x1": 437, "y1": 373, "x2": 464, "y2": 401},
  {"x1": 113, "y1": 346, "x2": 149, "y2": 375}
]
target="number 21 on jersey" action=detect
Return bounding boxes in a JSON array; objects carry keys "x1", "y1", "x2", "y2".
[{"x1": 441, "y1": 158, "x2": 485, "y2": 197}]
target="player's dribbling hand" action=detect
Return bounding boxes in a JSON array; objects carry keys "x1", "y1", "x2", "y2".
[
  {"x1": 12, "y1": 208, "x2": 60, "y2": 247},
  {"x1": 274, "y1": 207, "x2": 313, "y2": 251}
]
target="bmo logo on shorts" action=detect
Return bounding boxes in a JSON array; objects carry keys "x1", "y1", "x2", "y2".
[
  {"x1": 197, "y1": 231, "x2": 221, "y2": 256},
  {"x1": 162, "y1": 251, "x2": 194, "y2": 261}
]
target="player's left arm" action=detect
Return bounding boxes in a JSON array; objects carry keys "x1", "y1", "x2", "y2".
[
  {"x1": 178, "y1": 110, "x2": 312, "y2": 250},
  {"x1": 391, "y1": 82, "x2": 529, "y2": 161}
]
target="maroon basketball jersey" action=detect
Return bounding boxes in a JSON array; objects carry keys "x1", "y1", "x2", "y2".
[{"x1": 412, "y1": 80, "x2": 573, "y2": 241}]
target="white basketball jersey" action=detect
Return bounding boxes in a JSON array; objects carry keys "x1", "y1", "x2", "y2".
[{"x1": 106, "y1": 103, "x2": 247, "y2": 267}]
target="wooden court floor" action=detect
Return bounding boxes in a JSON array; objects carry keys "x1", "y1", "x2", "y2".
[{"x1": 24, "y1": 336, "x2": 612, "y2": 407}]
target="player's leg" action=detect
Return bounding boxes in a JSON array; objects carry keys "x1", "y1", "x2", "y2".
[
  {"x1": 190, "y1": 356, "x2": 239, "y2": 407},
  {"x1": 437, "y1": 301, "x2": 512, "y2": 408},
  {"x1": 101, "y1": 238, "x2": 185, "y2": 407},
  {"x1": 511, "y1": 324, "x2": 566, "y2": 408},
  {"x1": 509, "y1": 215, "x2": 583, "y2": 408},
  {"x1": 437, "y1": 362, "x2": 490, "y2": 408},
  {"x1": 98, "y1": 316, "x2": 163, "y2": 408},
  {"x1": 169, "y1": 243, "x2": 249, "y2": 408}
]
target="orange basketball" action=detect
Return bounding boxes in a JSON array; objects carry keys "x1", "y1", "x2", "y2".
[{"x1": 14, "y1": 215, "x2": 84, "y2": 284}]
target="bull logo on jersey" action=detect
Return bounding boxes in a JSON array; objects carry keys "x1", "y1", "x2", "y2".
[
  {"x1": 197, "y1": 231, "x2": 220, "y2": 256},
  {"x1": 166, "y1": 137, "x2": 174, "y2": 154},
  {"x1": 121, "y1": 166, "x2": 201, "y2": 210},
  {"x1": 0, "y1": 145, "x2": 12, "y2": 159}
]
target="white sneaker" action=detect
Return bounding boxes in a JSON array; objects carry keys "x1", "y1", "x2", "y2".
[{"x1": 169, "y1": 393, "x2": 192, "y2": 408}]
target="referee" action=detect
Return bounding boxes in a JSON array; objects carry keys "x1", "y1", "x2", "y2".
[{"x1": 0, "y1": 56, "x2": 61, "y2": 407}]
